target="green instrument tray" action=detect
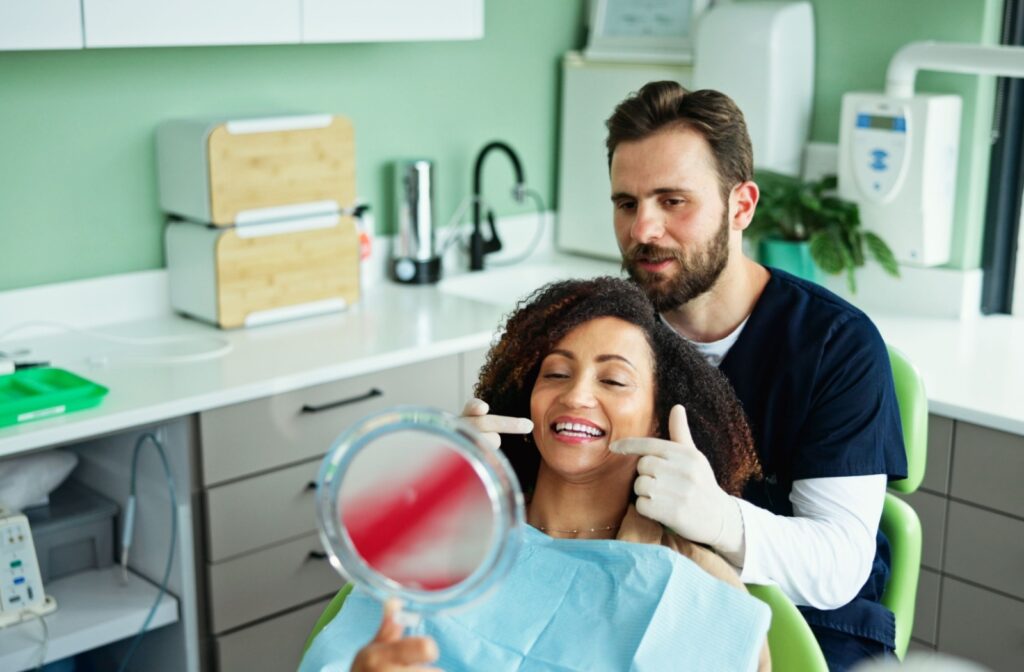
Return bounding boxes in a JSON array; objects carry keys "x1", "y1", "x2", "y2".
[{"x1": 0, "y1": 368, "x2": 109, "y2": 428}]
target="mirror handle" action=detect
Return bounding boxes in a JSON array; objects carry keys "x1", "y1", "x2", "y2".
[{"x1": 301, "y1": 388, "x2": 383, "y2": 414}]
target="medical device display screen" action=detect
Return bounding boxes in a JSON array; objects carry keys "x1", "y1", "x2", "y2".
[{"x1": 856, "y1": 114, "x2": 906, "y2": 132}]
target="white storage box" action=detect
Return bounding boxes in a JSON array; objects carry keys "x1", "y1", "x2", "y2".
[
  {"x1": 156, "y1": 114, "x2": 356, "y2": 226},
  {"x1": 165, "y1": 215, "x2": 360, "y2": 328}
]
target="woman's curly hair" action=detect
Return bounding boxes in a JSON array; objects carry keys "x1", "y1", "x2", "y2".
[{"x1": 474, "y1": 276, "x2": 760, "y2": 497}]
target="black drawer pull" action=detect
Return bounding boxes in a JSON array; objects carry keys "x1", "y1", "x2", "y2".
[
  {"x1": 308, "y1": 550, "x2": 328, "y2": 561},
  {"x1": 301, "y1": 388, "x2": 383, "y2": 414}
]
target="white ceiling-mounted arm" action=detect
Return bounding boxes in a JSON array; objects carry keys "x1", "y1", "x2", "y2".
[{"x1": 886, "y1": 41, "x2": 1024, "y2": 99}]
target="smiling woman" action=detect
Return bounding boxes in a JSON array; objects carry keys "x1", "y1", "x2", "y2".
[
  {"x1": 302, "y1": 277, "x2": 772, "y2": 671},
  {"x1": 476, "y1": 275, "x2": 760, "y2": 503}
]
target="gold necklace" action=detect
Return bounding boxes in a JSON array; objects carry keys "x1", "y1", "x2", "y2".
[{"x1": 533, "y1": 523, "x2": 620, "y2": 535}]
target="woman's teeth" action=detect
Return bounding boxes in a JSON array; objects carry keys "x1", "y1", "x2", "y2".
[{"x1": 553, "y1": 422, "x2": 604, "y2": 438}]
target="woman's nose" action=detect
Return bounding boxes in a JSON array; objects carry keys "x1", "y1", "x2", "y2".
[
  {"x1": 559, "y1": 378, "x2": 597, "y2": 408},
  {"x1": 630, "y1": 202, "x2": 664, "y2": 244}
]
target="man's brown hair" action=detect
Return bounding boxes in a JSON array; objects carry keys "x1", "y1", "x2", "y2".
[{"x1": 605, "y1": 81, "x2": 754, "y2": 202}]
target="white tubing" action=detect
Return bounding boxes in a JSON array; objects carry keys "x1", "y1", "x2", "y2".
[{"x1": 886, "y1": 41, "x2": 1024, "y2": 98}]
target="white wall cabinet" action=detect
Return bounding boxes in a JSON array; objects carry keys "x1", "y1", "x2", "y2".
[
  {"x1": 81, "y1": 0, "x2": 300, "y2": 48},
  {"x1": 0, "y1": 0, "x2": 482, "y2": 51},
  {"x1": 302, "y1": 0, "x2": 483, "y2": 43},
  {"x1": 0, "y1": 0, "x2": 83, "y2": 50}
]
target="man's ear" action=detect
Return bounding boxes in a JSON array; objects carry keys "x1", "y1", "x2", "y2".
[{"x1": 729, "y1": 180, "x2": 759, "y2": 231}]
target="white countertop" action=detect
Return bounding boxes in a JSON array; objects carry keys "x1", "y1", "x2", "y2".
[
  {"x1": 0, "y1": 280, "x2": 509, "y2": 458},
  {"x1": 2, "y1": 253, "x2": 1023, "y2": 458},
  {"x1": 872, "y1": 313, "x2": 1024, "y2": 436}
]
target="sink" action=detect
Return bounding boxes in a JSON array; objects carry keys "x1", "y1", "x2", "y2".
[{"x1": 437, "y1": 258, "x2": 620, "y2": 308}]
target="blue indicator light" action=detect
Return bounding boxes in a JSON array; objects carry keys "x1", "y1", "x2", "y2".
[
  {"x1": 857, "y1": 114, "x2": 871, "y2": 128},
  {"x1": 14, "y1": 576, "x2": 25, "y2": 585},
  {"x1": 894, "y1": 117, "x2": 907, "y2": 132}
]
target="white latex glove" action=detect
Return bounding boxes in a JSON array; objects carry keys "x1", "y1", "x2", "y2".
[
  {"x1": 611, "y1": 404, "x2": 745, "y2": 558},
  {"x1": 460, "y1": 398, "x2": 533, "y2": 449}
]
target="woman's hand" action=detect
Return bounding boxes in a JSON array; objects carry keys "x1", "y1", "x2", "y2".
[
  {"x1": 352, "y1": 599, "x2": 441, "y2": 672},
  {"x1": 460, "y1": 398, "x2": 533, "y2": 449}
]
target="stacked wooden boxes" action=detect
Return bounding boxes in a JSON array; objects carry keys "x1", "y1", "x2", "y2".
[{"x1": 157, "y1": 115, "x2": 360, "y2": 328}]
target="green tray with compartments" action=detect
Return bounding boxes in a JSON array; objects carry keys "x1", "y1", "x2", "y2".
[{"x1": 0, "y1": 368, "x2": 109, "y2": 428}]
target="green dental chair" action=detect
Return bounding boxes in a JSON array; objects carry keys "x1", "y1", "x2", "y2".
[
  {"x1": 880, "y1": 345, "x2": 927, "y2": 659},
  {"x1": 305, "y1": 582, "x2": 353, "y2": 654},
  {"x1": 745, "y1": 345, "x2": 926, "y2": 668}
]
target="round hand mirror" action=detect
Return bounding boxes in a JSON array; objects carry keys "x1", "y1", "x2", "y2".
[{"x1": 316, "y1": 406, "x2": 524, "y2": 614}]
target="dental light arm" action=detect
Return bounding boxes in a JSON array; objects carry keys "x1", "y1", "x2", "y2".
[{"x1": 886, "y1": 41, "x2": 1024, "y2": 99}]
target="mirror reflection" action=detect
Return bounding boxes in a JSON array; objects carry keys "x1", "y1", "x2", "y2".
[{"x1": 337, "y1": 430, "x2": 494, "y2": 592}]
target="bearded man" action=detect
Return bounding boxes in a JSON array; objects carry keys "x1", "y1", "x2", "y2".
[{"x1": 465, "y1": 81, "x2": 907, "y2": 671}]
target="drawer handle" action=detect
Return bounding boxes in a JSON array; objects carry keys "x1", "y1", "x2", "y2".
[
  {"x1": 301, "y1": 388, "x2": 383, "y2": 414},
  {"x1": 308, "y1": 550, "x2": 328, "y2": 561}
]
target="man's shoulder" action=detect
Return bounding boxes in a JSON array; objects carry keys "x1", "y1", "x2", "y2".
[{"x1": 757, "y1": 267, "x2": 874, "y2": 334}]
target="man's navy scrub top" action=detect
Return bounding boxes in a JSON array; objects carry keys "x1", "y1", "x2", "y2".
[{"x1": 719, "y1": 267, "x2": 908, "y2": 650}]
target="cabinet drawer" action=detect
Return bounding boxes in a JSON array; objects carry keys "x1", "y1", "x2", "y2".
[
  {"x1": 950, "y1": 422, "x2": 1024, "y2": 518},
  {"x1": 912, "y1": 568, "x2": 940, "y2": 645},
  {"x1": 938, "y1": 576, "x2": 1024, "y2": 672},
  {"x1": 199, "y1": 355, "x2": 460, "y2": 485},
  {"x1": 207, "y1": 532, "x2": 343, "y2": 634},
  {"x1": 899, "y1": 490, "x2": 946, "y2": 571},
  {"x1": 459, "y1": 346, "x2": 490, "y2": 403},
  {"x1": 921, "y1": 415, "x2": 953, "y2": 494},
  {"x1": 205, "y1": 459, "x2": 320, "y2": 562},
  {"x1": 216, "y1": 597, "x2": 331, "y2": 672},
  {"x1": 944, "y1": 501, "x2": 1024, "y2": 599}
]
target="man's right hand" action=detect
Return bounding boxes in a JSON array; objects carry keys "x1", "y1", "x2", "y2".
[
  {"x1": 461, "y1": 398, "x2": 533, "y2": 449},
  {"x1": 352, "y1": 599, "x2": 440, "y2": 672}
]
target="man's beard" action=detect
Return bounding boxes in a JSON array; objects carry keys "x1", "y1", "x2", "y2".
[{"x1": 621, "y1": 213, "x2": 730, "y2": 312}]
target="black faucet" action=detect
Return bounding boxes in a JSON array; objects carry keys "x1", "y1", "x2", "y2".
[{"x1": 470, "y1": 141, "x2": 525, "y2": 271}]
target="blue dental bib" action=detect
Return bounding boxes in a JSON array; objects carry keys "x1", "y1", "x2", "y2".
[{"x1": 301, "y1": 526, "x2": 769, "y2": 672}]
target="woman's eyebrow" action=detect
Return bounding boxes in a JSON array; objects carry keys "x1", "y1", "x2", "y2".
[
  {"x1": 596, "y1": 354, "x2": 636, "y2": 370},
  {"x1": 548, "y1": 349, "x2": 574, "y2": 360},
  {"x1": 547, "y1": 350, "x2": 637, "y2": 370}
]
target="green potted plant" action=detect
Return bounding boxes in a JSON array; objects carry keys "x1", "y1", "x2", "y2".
[{"x1": 748, "y1": 170, "x2": 900, "y2": 292}]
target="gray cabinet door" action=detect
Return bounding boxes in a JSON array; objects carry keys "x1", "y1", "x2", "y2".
[
  {"x1": 944, "y1": 501, "x2": 1024, "y2": 600},
  {"x1": 921, "y1": 415, "x2": 954, "y2": 494},
  {"x1": 459, "y1": 346, "x2": 490, "y2": 403},
  {"x1": 204, "y1": 458, "x2": 321, "y2": 562},
  {"x1": 207, "y1": 531, "x2": 343, "y2": 634},
  {"x1": 199, "y1": 355, "x2": 460, "y2": 485},
  {"x1": 216, "y1": 597, "x2": 332, "y2": 671},
  {"x1": 912, "y1": 568, "x2": 941, "y2": 646},
  {"x1": 938, "y1": 577, "x2": 1024, "y2": 672},
  {"x1": 950, "y1": 422, "x2": 1024, "y2": 518}
]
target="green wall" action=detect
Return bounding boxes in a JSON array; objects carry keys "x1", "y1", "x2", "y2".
[
  {"x1": 798, "y1": 0, "x2": 1004, "y2": 269},
  {"x1": 0, "y1": 0, "x2": 586, "y2": 291},
  {"x1": 0, "y1": 0, "x2": 1006, "y2": 291}
]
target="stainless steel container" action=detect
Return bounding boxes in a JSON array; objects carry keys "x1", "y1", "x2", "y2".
[{"x1": 392, "y1": 159, "x2": 442, "y2": 284}]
